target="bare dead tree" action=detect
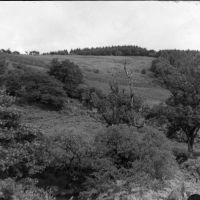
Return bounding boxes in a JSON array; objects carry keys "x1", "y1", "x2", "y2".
[{"x1": 123, "y1": 58, "x2": 145, "y2": 128}]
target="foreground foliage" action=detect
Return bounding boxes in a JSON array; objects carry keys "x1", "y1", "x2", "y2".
[
  {"x1": 0, "y1": 89, "x2": 177, "y2": 199},
  {"x1": 0, "y1": 90, "x2": 55, "y2": 199},
  {"x1": 0, "y1": 178, "x2": 55, "y2": 200}
]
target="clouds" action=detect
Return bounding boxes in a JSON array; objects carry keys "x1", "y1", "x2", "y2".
[{"x1": 0, "y1": 1, "x2": 200, "y2": 53}]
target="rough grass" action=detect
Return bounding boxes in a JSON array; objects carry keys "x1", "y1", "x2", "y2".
[{"x1": 18, "y1": 100, "x2": 104, "y2": 138}]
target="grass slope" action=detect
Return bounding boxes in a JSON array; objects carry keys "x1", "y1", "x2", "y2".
[
  {"x1": 4, "y1": 53, "x2": 170, "y2": 105},
  {"x1": 0, "y1": 53, "x2": 171, "y2": 139},
  {"x1": 18, "y1": 100, "x2": 104, "y2": 138}
]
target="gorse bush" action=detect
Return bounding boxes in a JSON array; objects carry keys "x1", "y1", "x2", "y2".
[
  {"x1": 0, "y1": 59, "x2": 6, "y2": 75},
  {"x1": 182, "y1": 158, "x2": 200, "y2": 180},
  {"x1": 141, "y1": 68, "x2": 146, "y2": 74},
  {"x1": 0, "y1": 91, "x2": 53, "y2": 180},
  {"x1": 77, "y1": 86, "x2": 105, "y2": 109},
  {"x1": 97, "y1": 82, "x2": 146, "y2": 127},
  {"x1": 77, "y1": 125, "x2": 176, "y2": 199},
  {"x1": 0, "y1": 91, "x2": 55, "y2": 199},
  {"x1": 0, "y1": 88, "x2": 15, "y2": 107},
  {"x1": 0, "y1": 178, "x2": 55, "y2": 200},
  {"x1": 0, "y1": 89, "x2": 21, "y2": 129},
  {"x1": 49, "y1": 59, "x2": 83, "y2": 97},
  {"x1": 3, "y1": 69, "x2": 67, "y2": 110},
  {"x1": 95, "y1": 125, "x2": 175, "y2": 180}
]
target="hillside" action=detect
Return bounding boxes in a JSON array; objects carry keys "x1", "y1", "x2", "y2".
[
  {"x1": 3, "y1": 53, "x2": 170, "y2": 105},
  {"x1": 1, "y1": 53, "x2": 200, "y2": 200}
]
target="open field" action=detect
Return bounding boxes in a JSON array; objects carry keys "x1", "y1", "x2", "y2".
[{"x1": 5, "y1": 54, "x2": 170, "y2": 105}]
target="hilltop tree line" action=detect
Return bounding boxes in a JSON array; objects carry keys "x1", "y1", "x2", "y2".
[
  {"x1": 2, "y1": 46, "x2": 200, "y2": 58},
  {"x1": 43, "y1": 49, "x2": 69, "y2": 55},
  {"x1": 70, "y1": 45, "x2": 157, "y2": 56}
]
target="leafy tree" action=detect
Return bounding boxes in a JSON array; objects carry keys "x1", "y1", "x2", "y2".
[
  {"x1": 29, "y1": 50, "x2": 40, "y2": 55},
  {"x1": 3, "y1": 69, "x2": 67, "y2": 110},
  {"x1": 149, "y1": 57, "x2": 200, "y2": 156},
  {"x1": 94, "y1": 125, "x2": 175, "y2": 181},
  {"x1": 98, "y1": 61, "x2": 148, "y2": 127},
  {"x1": 49, "y1": 59, "x2": 83, "y2": 97}
]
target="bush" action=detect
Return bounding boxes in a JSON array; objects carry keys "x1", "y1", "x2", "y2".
[
  {"x1": 93, "y1": 69, "x2": 100, "y2": 73},
  {"x1": 182, "y1": 158, "x2": 200, "y2": 180},
  {"x1": 141, "y1": 68, "x2": 146, "y2": 74},
  {"x1": 0, "y1": 89, "x2": 20, "y2": 129},
  {"x1": 1, "y1": 69, "x2": 24, "y2": 96},
  {"x1": 0, "y1": 91, "x2": 55, "y2": 199},
  {"x1": 172, "y1": 146, "x2": 188, "y2": 164},
  {"x1": 0, "y1": 178, "x2": 55, "y2": 200},
  {"x1": 49, "y1": 59, "x2": 83, "y2": 97},
  {"x1": 0, "y1": 107, "x2": 21, "y2": 129},
  {"x1": 39, "y1": 133, "x2": 96, "y2": 198},
  {"x1": 150, "y1": 58, "x2": 176, "y2": 80},
  {"x1": 98, "y1": 86, "x2": 146, "y2": 126},
  {"x1": 77, "y1": 86, "x2": 105, "y2": 109},
  {"x1": 3, "y1": 69, "x2": 67, "y2": 110},
  {"x1": 0, "y1": 88, "x2": 15, "y2": 107},
  {"x1": 0, "y1": 59, "x2": 6, "y2": 75},
  {"x1": 94, "y1": 125, "x2": 175, "y2": 180}
]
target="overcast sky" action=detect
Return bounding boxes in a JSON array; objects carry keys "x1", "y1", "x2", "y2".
[{"x1": 0, "y1": 1, "x2": 200, "y2": 53}]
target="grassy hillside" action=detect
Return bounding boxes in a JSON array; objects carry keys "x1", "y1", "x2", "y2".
[{"x1": 4, "y1": 53, "x2": 170, "y2": 105}]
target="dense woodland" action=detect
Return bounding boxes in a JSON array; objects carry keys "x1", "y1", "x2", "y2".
[
  {"x1": 70, "y1": 45, "x2": 157, "y2": 56},
  {"x1": 0, "y1": 48, "x2": 200, "y2": 199}
]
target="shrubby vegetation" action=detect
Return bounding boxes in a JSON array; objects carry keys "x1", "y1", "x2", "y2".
[
  {"x1": 70, "y1": 45, "x2": 157, "y2": 57},
  {"x1": 46, "y1": 125, "x2": 175, "y2": 199},
  {"x1": 94, "y1": 125, "x2": 175, "y2": 180},
  {"x1": 0, "y1": 178, "x2": 55, "y2": 200},
  {"x1": 0, "y1": 89, "x2": 177, "y2": 199},
  {"x1": 43, "y1": 49, "x2": 68, "y2": 55},
  {"x1": 149, "y1": 50, "x2": 200, "y2": 156},
  {"x1": 0, "y1": 59, "x2": 6, "y2": 75},
  {"x1": 98, "y1": 81, "x2": 147, "y2": 127},
  {"x1": 49, "y1": 59, "x2": 83, "y2": 97},
  {"x1": 2, "y1": 68, "x2": 67, "y2": 110},
  {"x1": 0, "y1": 90, "x2": 55, "y2": 200},
  {"x1": 76, "y1": 85, "x2": 105, "y2": 109}
]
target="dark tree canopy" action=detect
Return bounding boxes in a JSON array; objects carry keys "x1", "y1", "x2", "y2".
[
  {"x1": 70, "y1": 45, "x2": 157, "y2": 57},
  {"x1": 3, "y1": 69, "x2": 67, "y2": 110},
  {"x1": 49, "y1": 59, "x2": 83, "y2": 97},
  {"x1": 43, "y1": 49, "x2": 68, "y2": 55},
  {"x1": 150, "y1": 50, "x2": 200, "y2": 156}
]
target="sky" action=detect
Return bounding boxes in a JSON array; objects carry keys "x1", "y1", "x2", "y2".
[{"x1": 0, "y1": 1, "x2": 200, "y2": 53}]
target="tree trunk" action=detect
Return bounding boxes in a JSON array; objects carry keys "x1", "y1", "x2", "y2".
[{"x1": 188, "y1": 136, "x2": 194, "y2": 158}]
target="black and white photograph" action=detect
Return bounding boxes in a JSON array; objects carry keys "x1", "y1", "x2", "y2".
[{"x1": 1, "y1": 1, "x2": 200, "y2": 200}]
